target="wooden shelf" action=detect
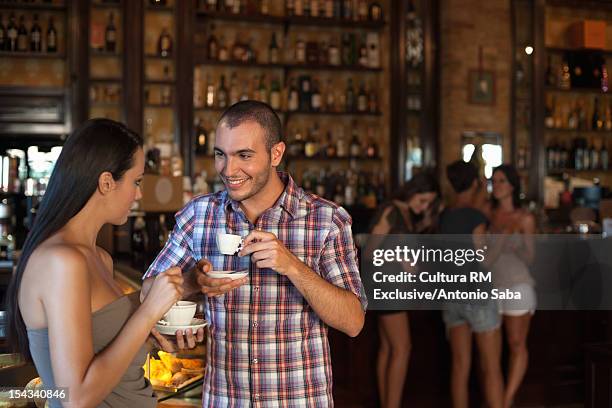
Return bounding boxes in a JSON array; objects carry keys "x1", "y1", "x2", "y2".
[
  {"x1": 195, "y1": 11, "x2": 386, "y2": 29},
  {"x1": 144, "y1": 103, "x2": 174, "y2": 108},
  {"x1": 0, "y1": 3, "x2": 67, "y2": 11},
  {"x1": 90, "y1": 77, "x2": 122, "y2": 83},
  {"x1": 194, "y1": 107, "x2": 381, "y2": 117},
  {"x1": 91, "y1": 1, "x2": 122, "y2": 9},
  {"x1": 145, "y1": 79, "x2": 176, "y2": 85},
  {"x1": 0, "y1": 51, "x2": 65, "y2": 59},
  {"x1": 546, "y1": 46, "x2": 612, "y2": 56},
  {"x1": 145, "y1": 54, "x2": 174, "y2": 60},
  {"x1": 545, "y1": 86, "x2": 608, "y2": 95},
  {"x1": 90, "y1": 49, "x2": 122, "y2": 57},
  {"x1": 90, "y1": 101, "x2": 121, "y2": 107},
  {"x1": 546, "y1": 128, "x2": 611, "y2": 134},
  {"x1": 146, "y1": 5, "x2": 174, "y2": 13},
  {"x1": 196, "y1": 11, "x2": 285, "y2": 25},
  {"x1": 195, "y1": 58, "x2": 381, "y2": 72},
  {"x1": 548, "y1": 168, "x2": 612, "y2": 175}
]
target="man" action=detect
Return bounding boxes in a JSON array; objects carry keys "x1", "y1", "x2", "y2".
[
  {"x1": 141, "y1": 100, "x2": 367, "y2": 407},
  {"x1": 439, "y1": 160, "x2": 503, "y2": 408}
]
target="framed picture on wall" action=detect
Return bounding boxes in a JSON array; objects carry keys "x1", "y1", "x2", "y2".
[{"x1": 468, "y1": 70, "x2": 496, "y2": 105}]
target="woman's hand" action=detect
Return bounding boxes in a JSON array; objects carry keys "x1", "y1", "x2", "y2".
[{"x1": 141, "y1": 267, "x2": 184, "y2": 321}]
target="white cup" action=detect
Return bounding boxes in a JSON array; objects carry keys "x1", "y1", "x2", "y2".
[
  {"x1": 216, "y1": 233, "x2": 243, "y2": 255},
  {"x1": 164, "y1": 301, "x2": 197, "y2": 325}
]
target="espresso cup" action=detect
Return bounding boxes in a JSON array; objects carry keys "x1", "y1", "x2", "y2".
[
  {"x1": 164, "y1": 301, "x2": 197, "y2": 325},
  {"x1": 216, "y1": 233, "x2": 243, "y2": 255}
]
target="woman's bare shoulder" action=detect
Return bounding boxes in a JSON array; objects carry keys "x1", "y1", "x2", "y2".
[{"x1": 27, "y1": 243, "x2": 90, "y2": 283}]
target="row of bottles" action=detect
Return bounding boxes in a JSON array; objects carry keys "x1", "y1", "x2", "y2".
[
  {"x1": 286, "y1": 122, "x2": 380, "y2": 159},
  {"x1": 197, "y1": 0, "x2": 384, "y2": 22},
  {"x1": 143, "y1": 139, "x2": 184, "y2": 177},
  {"x1": 300, "y1": 168, "x2": 385, "y2": 208},
  {"x1": 91, "y1": 11, "x2": 117, "y2": 53},
  {"x1": 0, "y1": 12, "x2": 57, "y2": 52},
  {"x1": 207, "y1": 30, "x2": 380, "y2": 68},
  {"x1": 545, "y1": 96, "x2": 612, "y2": 131},
  {"x1": 546, "y1": 137, "x2": 609, "y2": 171},
  {"x1": 90, "y1": 84, "x2": 121, "y2": 104},
  {"x1": 194, "y1": 70, "x2": 380, "y2": 113},
  {"x1": 545, "y1": 54, "x2": 608, "y2": 91}
]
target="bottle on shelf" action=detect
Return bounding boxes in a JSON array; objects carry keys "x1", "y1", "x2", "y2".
[
  {"x1": 601, "y1": 142, "x2": 609, "y2": 170},
  {"x1": 207, "y1": 27, "x2": 218, "y2": 60},
  {"x1": 294, "y1": 0, "x2": 304, "y2": 16},
  {"x1": 171, "y1": 143, "x2": 183, "y2": 177},
  {"x1": 286, "y1": 0, "x2": 295, "y2": 16},
  {"x1": 592, "y1": 97, "x2": 603, "y2": 131},
  {"x1": 336, "y1": 125, "x2": 347, "y2": 157},
  {"x1": 205, "y1": 74, "x2": 216, "y2": 107},
  {"x1": 218, "y1": 74, "x2": 228, "y2": 109},
  {"x1": 358, "y1": 34, "x2": 368, "y2": 67},
  {"x1": 324, "y1": 130, "x2": 336, "y2": 157},
  {"x1": 357, "y1": 81, "x2": 367, "y2": 112},
  {"x1": 341, "y1": 33, "x2": 352, "y2": 66},
  {"x1": 366, "y1": 32, "x2": 380, "y2": 68},
  {"x1": 369, "y1": 2, "x2": 383, "y2": 21},
  {"x1": 324, "y1": 78, "x2": 335, "y2": 112},
  {"x1": 258, "y1": 75, "x2": 268, "y2": 104},
  {"x1": 303, "y1": 0, "x2": 312, "y2": 17},
  {"x1": 349, "y1": 124, "x2": 361, "y2": 158},
  {"x1": 46, "y1": 16, "x2": 57, "y2": 53},
  {"x1": 299, "y1": 75, "x2": 312, "y2": 111},
  {"x1": 342, "y1": 0, "x2": 352, "y2": 20},
  {"x1": 324, "y1": 0, "x2": 334, "y2": 18},
  {"x1": 195, "y1": 117, "x2": 208, "y2": 155},
  {"x1": 605, "y1": 100, "x2": 612, "y2": 131},
  {"x1": 7, "y1": 13, "x2": 17, "y2": 52},
  {"x1": 288, "y1": 78, "x2": 299, "y2": 112},
  {"x1": 365, "y1": 127, "x2": 378, "y2": 158},
  {"x1": 161, "y1": 86, "x2": 172, "y2": 105},
  {"x1": 158, "y1": 27, "x2": 172, "y2": 58},
  {"x1": 345, "y1": 78, "x2": 355, "y2": 112},
  {"x1": 545, "y1": 97, "x2": 554, "y2": 129},
  {"x1": 304, "y1": 124, "x2": 320, "y2": 158},
  {"x1": 306, "y1": 41, "x2": 318, "y2": 64},
  {"x1": 545, "y1": 55, "x2": 556, "y2": 87},
  {"x1": 16, "y1": 15, "x2": 27, "y2": 52},
  {"x1": 30, "y1": 14, "x2": 41, "y2": 52},
  {"x1": 328, "y1": 37, "x2": 340, "y2": 66},
  {"x1": 368, "y1": 83, "x2": 379, "y2": 113},
  {"x1": 223, "y1": 0, "x2": 235, "y2": 13},
  {"x1": 558, "y1": 57, "x2": 571, "y2": 90},
  {"x1": 311, "y1": 77, "x2": 322, "y2": 112},
  {"x1": 268, "y1": 32, "x2": 279, "y2": 64},
  {"x1": 240, "y1": 79, "x2": 249, "y2": 101},
  {"x1": 295, "y1": 36, "x2": 306, "y2": 63},
  {"x1": 206, "y1": 0, "x2": 218, "y2": 12},
  {"x1": 105, "y1": 12, "x2": 116, "y2": 53},
  {"x1": 261, "y1": 0, "x2": 270, "y2": 15},
  {"x1": 218, "y1": 35, "x2": 228, "y2": 61},
  {"x1": 270, "y1": 76, "x2": 281, "y2": 110},
  {"x1": 229, "y1": 71, "x2": 240, "y2": 106}
]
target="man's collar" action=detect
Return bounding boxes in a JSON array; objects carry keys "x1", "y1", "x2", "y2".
[{"x1": 222, "y1": 172, "x2": 301, "y2": 219}]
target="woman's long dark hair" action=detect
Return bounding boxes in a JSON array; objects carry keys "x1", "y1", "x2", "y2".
[
  {"x1": 491, "y1": 164, "x2": 521, "y2": 209},
  {"x1": 6, "y1": 118, "x2": 143, "y2": 361}
]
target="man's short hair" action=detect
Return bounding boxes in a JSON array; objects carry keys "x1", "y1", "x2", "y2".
[
  {"x1": 446, "y1": 160, "x2": 479, "y2": 193},
  {"x1": 218, "y1": 100, "x2": 283, "y2": 150}
]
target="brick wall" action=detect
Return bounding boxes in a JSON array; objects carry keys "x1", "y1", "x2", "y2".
[{"x1": 438, "y1": 0, "x2": 512, "y2": 193}]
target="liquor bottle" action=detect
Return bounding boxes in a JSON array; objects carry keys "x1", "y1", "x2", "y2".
[
  {"x1": 349, "y1": 125, "x2": 361, "y2": 157},
  {"x1": 545, "y1": 97, "x2": 554, "y2": 129},
  {"x1": 345, "y1": 78, "x2": 355, "y2": 112},
  {"x1": 30, "y1": 13, "x2": 41, "y2": 52},
  {"x1": 7, "y1": 13, "x2": 17, "y2": 52},
  {"x1": 358, "y1": 0, "x2": 368, "y2": 20},
  {"x1": 218, "y1": 35, "x2": 228, "y2": 61},
  {"x1": 218, "y1": 75, "x2": 228, "y2": 109},
  {"x1": 590, "y1": 141, "x2": 599, "y2": 170},
  {"x1": 295, "y1": 37, "x2": 306, "y2": 63},
  {"x1": 577, "y1": 99, "x2": 587, "y2": 130},
  {"x1": 310, "y1": 0, "x2": 319, "y2": 17},
  {"x1": 341, "y1": 33, "x2": 351, "y2": 65},
  {"x1": 336, "y1": 126, "x2": 347, "y2": 157},
  {"x1": 195, "y1": 118, "x2": 208, "y2": 155},
  {"x1": 342, "y1": 0, "x2": 352, "y2": 20},
  {"x1": 232, "y1": 0, "x2": 241, "y2": 14},
  {"x1": 0, "y1": 14, "x2": 5, "y2": 52},
  {"x1": 46, "y1": 16, "x2": 57, "y2": 53},
  {"x1": 358, "y1": 34, "x2": 368, "y2": 67},
  {"x1": 368, "y1": 84, "x2": 378, "y2": 113},
  {"x1": 258, "y1": 75, "x2": 268, "y2": 104},
  {"x1": 306, "y1": 41, "x2": 318, "y2": 64},
  {"x1": 229, "y1": 71, "x2": 240, "y2": 105},
  {"x1": 299, "y1": 75, "x2": 312, "y2": 111},
  {"x1": 288, "y1": 78, "x2": 299, "y2": 111},
  {"x1": 568, "y1": 100, "x2": 578, "y2": 129},
  {"x1": 605, "y1": 100, "x2": 612, "y2": 131},
  {"x1": 369, "y1": 2, "x2": 383, "y2": 21},
  {"x1": 207, "y1": 28, "x2": 218, "y2": 60},
  {"x1": 240, "y1": 79, "x2": 250, "y2": 101},
  {"x1": 357, "y1": 81, "x2": 367, "y2": 112},
  {"x1": 105, "y1": 12, "x2": 116, "y2": 52},
  {"x1": 304, "y1": 0, "x2": 311, "y2": 16},
  {"x1": 545, "y1": 55, "x2": 556, "y2": 87},
  {"x1": 295, "y1": 0, "x2": 304, "y2": 16},
  {"x1": 593, "y1": 97, "x2": 603, "y2": 130},
  {"x1": 366, "y1": 32, "x2": 380, "y2": 68},
  {"x1": 366, "y1": 129, "x2": 378, "y2": 158},
  {"x1": 324, "y1": 0, "x2": 334, "y2": 18},
  {"x1": 261, "y1": 0, "x2": 270, "y2": 15},
  {"x1": 224, "y1": 0, "x2": 235, "y2": 12},
  {"x1": 601, "y1": 143, "x2": 609, "y2": 170},
  {"x1": 325, "y1": 78, "x2": 335, "y2": 112},
  {"x1": 558, "y1": 57, "x2": 571, "y2": 90},
  {"x1": 286, "y1": 0, "x2": 295, "y2": 16},
  {"x1": 205, "y1": 74, "x2": 216, "y2": 107},
  {"x1": 311, "y1": 77, "x2": 322, "y2": 112},
  {"x1": 328, "y1": 37, "x2": 340, "y2": 66},
  {"x1": 206, "y1": 0, "x2": 218, "y2": 11},
  {"x1": 161, "y1": 86, "x2": 172, "y2": 105},
  {"x1": 268, "y1": 32, "x2": 279, "y2": 64},
  {"x1": 324, "y1": 131, "x2": 336, "y2": 157},
  {"x1": 319, "y1": 41, "x2": 328, "y2": 65},
  {"x1": 16, "y1": 15, "x2": 27, "y2": 52},
  {"x1": 270, "y1": 77, "x2": 281, "y2": 110},
  {"x1": 158, "y1": 27, "x2": 172, "y2": 58},
  {"x1": 305, "y1": 125, "x2": 320, "y2": 158}
]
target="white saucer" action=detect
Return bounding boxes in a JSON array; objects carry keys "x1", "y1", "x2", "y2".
[
  {"x1": 155, "y1": 318, "x2": 208, "y2": 336},
  {"x1": 207, "y1": 270, "x2": 248, "y2": 280}
]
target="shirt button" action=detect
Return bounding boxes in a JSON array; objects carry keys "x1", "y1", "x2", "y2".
[
  {"x1": 252, "y1": 358, "x2": 258, "y2": 364},
  {"x1": 254, "y1": 286, "x2": 260, "y2": 291},
  {"x1": 252, "y1": 321, "x2": 258, "y2": 328},
  {"x1": 254, "y1": 393, "x2": 261, "y2": 400}
]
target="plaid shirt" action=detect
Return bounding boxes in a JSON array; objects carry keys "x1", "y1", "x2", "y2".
[{"x1": 144, "y1": 173, "x2": 367, "y2": 407}]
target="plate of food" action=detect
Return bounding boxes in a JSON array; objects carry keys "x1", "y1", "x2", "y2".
[
  {"x1": 144, "y1": 351, "x2": 205, "y2": 393},
  {"x1": 155, "y1": 318, "x2": 208, "y2": 336}
]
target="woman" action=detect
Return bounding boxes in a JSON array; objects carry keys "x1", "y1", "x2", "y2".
[
  {"x1": 7, "y1": 119, "x2": 184, "y2": 407},
  {"x1": 487, "y1": 164, "x2": 536, "y2": 408},
  {"x1": 370, "y1": 171, "x2": 440, "y2": 408}
]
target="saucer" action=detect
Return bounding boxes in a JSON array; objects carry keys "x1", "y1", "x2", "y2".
[
  {"x1": 155, "y1": 318, "x2": 208, "y2": 336},
  {"x1": 207, "y1": 270, "x2": 248, "y2": 280}
]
